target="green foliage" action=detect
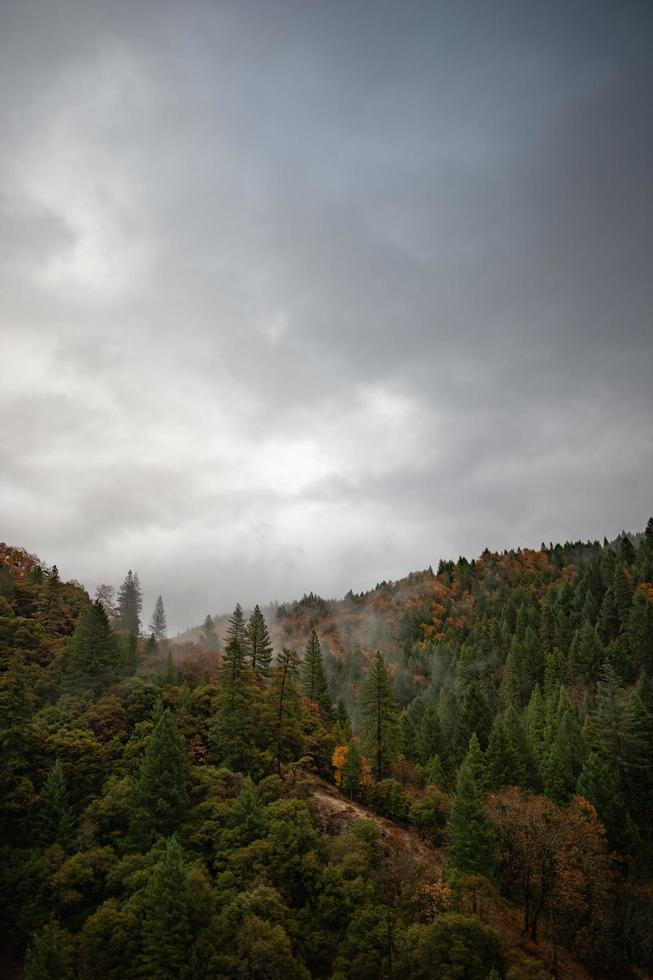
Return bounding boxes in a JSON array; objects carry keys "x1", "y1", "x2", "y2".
[
  {"x1": 25, "y1": 920, "x2": 75, "y2": 980},
  {"x1": 117, "y1": 571, "x2": 142, "y2": 636},
  {"x1": 139, "y1": 836, "x2": 215, "y2": 980},
  {"x1": 301, "y1": 630, "x2": 332, "y2": 717},
  {"x1": 247, "y1": 604, "x2": 273, "y2": 678},
  {"x1": 449, "y1": 765, "x2": 494, "y2": 877},
  {"x1": 397, "y1": 913, "x2": 504, "y2": 979},
  {"x1": 149, "y1": 595, "x2": 167, "y2": 641},
  {"x1": 360, "y1": 652, "x2": 397, "y2": 780},
  {"x1": 37, "y1": 760, "x2": 76, "y2": 850},
  {"x1": 130, "y1": 710, "x2": 189, "y2": 848},
  {"x1": 64, "y1": 601, "x2": 120, "y2": 693}
]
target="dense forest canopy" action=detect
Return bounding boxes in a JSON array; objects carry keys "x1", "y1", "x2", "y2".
[{"x1": 1, "y1": 523, "x2": 652, "y2": 979}]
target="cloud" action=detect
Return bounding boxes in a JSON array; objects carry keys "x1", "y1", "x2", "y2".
[{"x1": 1, "y1": 0, "x2": 652, "y2": 631}]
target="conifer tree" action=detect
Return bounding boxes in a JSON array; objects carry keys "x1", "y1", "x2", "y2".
[
  {"x1": 342, "y1": 738, "x2": 363, "y2": 798},
  {"x1": 211, "y1": 605, "x2": 257, "y2": 771},
  {"x1": 360, "y1": 652, "x2": 397, "y2": 780},
  {"x1": 25, "y1": 921, "x2": 75, "y2": 980},
  {"x1": 247, "y1": 604, "x2": 273, "y2": 678},
  {"x1": 576, "y1": 751, "x2": 637, "y2": 854},
  {"x1": 64, "y1": 601, "x2": 120, "y2": 693},
  {"x1": 140, "y1": 836, "x2": 211, "y2": 980},
  {"x1": 149, "y1": 595, "x2": 167, "y2": 641},
  {"x1": 37, "y1": 760, "x2": 76, "y2": 849},
  {"x1": 461, "y1": 732, "x2": 487, "y2": 788},
  {"x1": 416, "y1": 703, "x2": 444, "y2": 766},
  {"x1": 117, "y1": 570, "x2": 143, "y2": 636},
  {"x1": 301, "y1": 630, "x2": 332, "y2": 717},
  {"x1": 228, "y1": 778, "x2": 264, "y2": 841},
  {"x1": 0, "y1": 653, "x2": 34, "y2": 758},
  {"x1": 449, "y1": 763, "x2": 494, "y2": 877},
  {"x1": 486, "y1": 716, "x2": 521, "y2": 791},
  {"x1": 131, "y1": 710, "x2": 189, "y2": 848},
  {"x1": 272, "y1": 647, "x2": 303, "y2": 773},
  {"x1": 456, "y1": 680, "x2": 492, "y2": 757},
  {"x1": 399, "y1": 711, "x2": 417, "y2": 762},
  {"x1": 201, "y1": 614, "x2": 220, "y2": 651}
]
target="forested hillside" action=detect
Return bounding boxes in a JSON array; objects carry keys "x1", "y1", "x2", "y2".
[{"x1": 1, "y1": 524, "x2": 653, "y2": 979}]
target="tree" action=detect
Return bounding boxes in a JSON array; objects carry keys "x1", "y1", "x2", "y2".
[
  {"x1": 247, "y1": 605, "x2": 273, "y2": 678},
  {"x1": 140, "y1": 836, "x2": 214, "y2": 980},
  {"x1": 273, "y1": 647, "x2": 302, "y2": 773},
  {"x1": 117, "y1": 570, "x2": 142, "y2": 636},
  {"x1": 201, "y1": 614, "x2": 220, "y2": 651},
  {"x1": 415, "y1": 703, "x2": 444, "y2": 765},
  {"x1": 130, "y1": 710, "x2": 189, "y2": 848},
  {"x1": 449, "y1": 755, "x2": 494, "y2": 877},
  {"x1": 576, "y1": 752, "x2": 637, "y2": 854},
  {"x1": 64, "y1": 601, "x2": 120, "y2": 693},
  {"x1": 397, "y1": 913, "x2": 504, "y2": 980},
  {"x1": 228, "y1": 778, "x2": 264, "y2": 842},
  {"x1": 301, "y1": 630, "x2": 332, "y2": 717},
  {"x1": 360, "y1": 652, "x2": 398, "y2": 781},
  {"x1": 211, "y1": 605, "x2": 257, "y2": 772},
  {"x1": 149, "y1": 595, "x2": 167, "y2": 641},
  {"x1": 37, "y1": 760, "x2": 76, "y2": 850},
  {"x1": 24, "y1": 921, "x2": 75, "y2": 980}
]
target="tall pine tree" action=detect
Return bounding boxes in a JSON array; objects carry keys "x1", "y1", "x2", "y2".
[{"x1": 360, "y1": 652, "x2": 397, "y2": 781}]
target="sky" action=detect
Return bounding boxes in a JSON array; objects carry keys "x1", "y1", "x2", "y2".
[{"x1": 1, "y1": 0, "x2": 652, "y2": 634}]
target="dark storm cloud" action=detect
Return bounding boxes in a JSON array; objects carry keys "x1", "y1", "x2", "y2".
[{"x1": 1, "y1": 0, "x2": 651, "y2": 631}]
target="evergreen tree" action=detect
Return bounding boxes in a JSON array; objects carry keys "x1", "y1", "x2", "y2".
[
  {"x1": 342, "y1": 738, "x2": 363, "y2": 798},
  {"x1": 485, "y1": 715, "x2": 523, "y2": 792},
  {"x1": 576, "y1": 752, "x2": 637, "y2": 854},
  {"x1": 448, "y1": 765, "x2": 494, "y2": 877},
  {"x1": 131, "y1": 710, "x2": 189, "y2": 848},
  {"x1": 416, "y1": 703, "x2": 444, "y2": 765},
  {"x1": 37, "y1": 760, "x2": 76, "y2": 849},
  {"x1": 399, "y1": 710, "x2": 418, "y2": 761},
  {"x1": 211, "y1": 604, "x2": 257, "y2": 771},
  {"x1": 360, "y1": 652, "x2": 398, "y2": 780},
  {"x1": 456, "y1": 680, "x2": 492, "y2": 757},
  {"x1": 149, "y1": 595, "x2": 167, "y2": 641},
  {"x1": 25, "y1": 921, "x2": 75, "y2": 980},
  {"x1": 247, "y1": 604, "x2": 273, "y2": 678},
  {"x1": 228, "y1": 778, "x2": 264, "y2": 841},
  {"x1": 272, "y1": 647, "x2": 303, "y2": 773},
  {"x1": 461, "y1": 732, "x2": 487, "y2": 788},
  {"x1": 140, "y1": 837, "x2": 212, "y2": 980},
  {"x1": 64, "y1": 601, "x2": 120, "y2": 693},
  {"x1": 201, "y1": 614, "x2": 220, "y2": 651},
  {"x1": 117, "y1": 570, "x2": 143, "y2": 636},
  {"x1": 301, "y1": 630, "x2": 332, "y2": 717}
]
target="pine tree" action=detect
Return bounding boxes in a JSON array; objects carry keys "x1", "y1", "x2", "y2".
[
  {"x1": 117, "y1": 570, "x2": 143, "y2": 636},
  {"x1": 140, "y1": 836, "x2": 211, "y2": 980},
  {"x1": 131, "y1": 710, "x2": 189, "y2": 848},
  {"x1": 461, "y1": 732, "x2": 487, "y2": 788},
  {"x1": 25, "y1": 921, "x2": 75, "y2": 980},
  {"x1": 246, "y1": 604, "x2": 273, "y2": 678},
  {"x1": 64, "y1": 601, "x2": 120, "y2": 693},
  {"x1": 399, "y1": 711, "x2": 418, "y2": 762},
  {"x1": 576, "y1": 752, "x2": 637, "y2": 854},
  {"x1": 228, "y1": 778, "x2": 264, "y2": 841},
  {"x1": 360, "y1": 652, "x2": 397, "y2": 781},
  {"x1": 342, "y1": 738, "x2": 363, "y2": 798},
  {"x1": 201, "y1": 614, "x2": 220, "y2": 651},
  {"x1": 485, "y1": 716, "x2": 521, "y2": 791},
  {"x1": 448, "y1": 765, "x2": 494, "y2": 877},
  {"x1": 272, "y1": 647, "x2": 303, "y2": 773},
  {"x1": 456, "y1": 680, "x2": 492, "y2": 758},
  {"x1": 301, "y1": 630, "x2": 332, "y2": 717},
  {"x1": 37, "y1": 760, "x2": 76, "y2": 849},
  {"x1": 211, "y1": 605, "x2": 257, "y2": 771},
  {"x1": 149, "y1": 595, "x2": 167, "y2": 641},
  {"x1": 416, "y1": 703, "x2": 444, "y2": 765}
]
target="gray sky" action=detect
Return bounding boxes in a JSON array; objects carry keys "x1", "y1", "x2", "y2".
[{"x1": 1, "y1": 0, "x2": 652, "y2": 633}]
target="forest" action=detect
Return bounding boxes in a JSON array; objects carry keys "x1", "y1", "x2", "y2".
[{"x1": 1, "y1": 521, "x2": 653, "y2": 979}]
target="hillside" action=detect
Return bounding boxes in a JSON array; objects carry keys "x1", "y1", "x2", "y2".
[{"x1": 1, "y1": 525, "x2": 653, "y2": 978}]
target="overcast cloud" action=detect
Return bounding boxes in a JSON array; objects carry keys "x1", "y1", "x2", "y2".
[{"x1": 1, "y1": 0, "x2": 652, "y2": 632}]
